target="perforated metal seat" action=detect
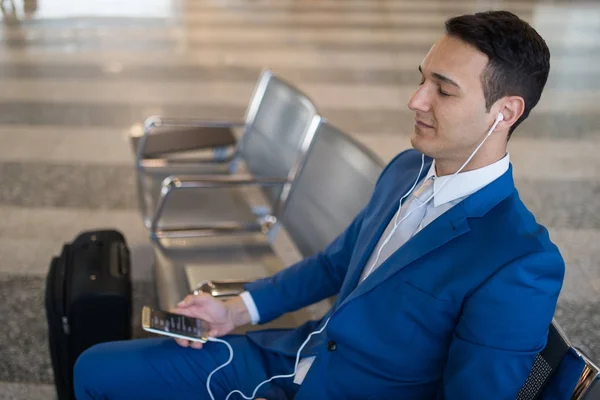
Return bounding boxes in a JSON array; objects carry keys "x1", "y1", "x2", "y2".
[
  {"x1": 133, "y1": 70, "x2": 319, "y2": 230},
  {"x1": 276, "y1": 120, "x2": 384, "y2": 259}
]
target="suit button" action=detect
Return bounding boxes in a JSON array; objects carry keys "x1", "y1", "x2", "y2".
[{"x1": 327, "y1": 341, "x2": 337, "y2": 352}]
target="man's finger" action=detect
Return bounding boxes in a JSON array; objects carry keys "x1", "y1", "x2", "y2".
[
  {"x1": 190, "y1": 340, "x2": 204, "y2": 350},
  {"x1": 172, "y1": 306, "x2": 208, "y2": 320},
  {"x1": 176, "y1": 294, "x2": 194, "y2": 308},
  {"x1": 177, "y1": 293, "x2": 213, "y2": 308},
  {"x1": 175, "y1": 338, "x2": 189, "y2": 347}
]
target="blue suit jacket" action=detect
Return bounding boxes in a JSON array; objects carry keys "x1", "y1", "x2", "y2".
[{"x1": 245, "y1": 150, "x2": 565, "y2": 400}]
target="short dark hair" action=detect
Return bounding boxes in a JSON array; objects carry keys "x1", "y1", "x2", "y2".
[{"x1": 445, "y1": 11, "x2": 550, "y2": 139}]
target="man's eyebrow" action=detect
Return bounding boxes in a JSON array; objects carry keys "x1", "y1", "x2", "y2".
[{"x1": 418, "y1": 65, "x2": 461, "y2": 89}]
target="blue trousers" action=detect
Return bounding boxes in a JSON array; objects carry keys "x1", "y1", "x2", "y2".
[{"x1": 73, "y1": 335, "x2": 299, "y2": 400}]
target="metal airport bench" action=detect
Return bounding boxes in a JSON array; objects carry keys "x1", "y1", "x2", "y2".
[
  {"x1": 148, "y1": 118, "x2": 384, "y2": 329},
  {"x1": 131, "y1": 69, "x2": 318, "y2": 229}
]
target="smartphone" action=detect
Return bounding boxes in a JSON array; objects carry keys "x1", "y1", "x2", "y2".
[{"x1": 141, "y1": 306, "x2": 210, "y2": 343}]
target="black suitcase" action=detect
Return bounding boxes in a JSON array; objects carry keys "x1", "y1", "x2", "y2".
[{"x1": 45, "y1": 229, "x2": 132, "y2": 400}]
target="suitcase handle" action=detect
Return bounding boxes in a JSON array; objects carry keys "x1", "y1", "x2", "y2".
[{"x1": 109, "y1": 242, "x2": 130, "y2": 277}]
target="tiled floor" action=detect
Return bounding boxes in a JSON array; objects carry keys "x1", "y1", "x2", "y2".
[{"x1": 0, "y1": 0, "x2": 598, "y2": 397}]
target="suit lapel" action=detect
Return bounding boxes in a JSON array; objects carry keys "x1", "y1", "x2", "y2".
[
  {"x1": 337, "y1": 157, "x2": 432, "y2": 302},
  {"x1": 340, "y1": 202, "x2": 470, "y2": 307},
  {"x1": 337, "y1": 198, "x2": 400, "y2": 301}
]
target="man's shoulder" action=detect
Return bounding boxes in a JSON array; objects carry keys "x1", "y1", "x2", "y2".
[
  {"x1": 465, "y1": 193, "x2": 565, "y2": 303},
  {"x1": 481, "y1": 190, "x2": 563, "y2": 259}
]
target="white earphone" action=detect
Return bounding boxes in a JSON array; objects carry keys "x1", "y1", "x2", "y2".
[{"x1": 493, "y1": 111, "x2": 504, "y2": 127}]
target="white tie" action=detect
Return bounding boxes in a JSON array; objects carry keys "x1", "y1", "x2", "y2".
[{"x1": 361, "y1": 176, "x2": 435, "y2": 281}]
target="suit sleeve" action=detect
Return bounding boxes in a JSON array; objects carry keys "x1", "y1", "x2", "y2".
[
  {"x1": 437, "y1": 251, "x2": 565, "y2": 400},
  {"x1": 243, "y1": 207, "x2": 367, "y2": 324}
]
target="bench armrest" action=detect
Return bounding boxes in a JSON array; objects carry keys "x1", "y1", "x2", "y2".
[
  {"x1": 150, "y1": 174, "x2": 287, "y2": 239},
  {"x1": 573, "y1": 348, "x2": 600, "y2": 399},
  {"x1": 134, "y1": 116, "x2": 245, "y2": 166},
  {"x1": 192, "y1": 280, "x2": 252, "y2": 298}
]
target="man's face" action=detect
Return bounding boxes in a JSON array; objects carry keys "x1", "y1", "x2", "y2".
[{"x1": 408, "y1": 34, "x2": 497, "y2": 165}]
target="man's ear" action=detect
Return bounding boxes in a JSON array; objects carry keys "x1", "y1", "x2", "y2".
[{"x1": 496, "y1": 96, "x2": 525, "y2": 131}]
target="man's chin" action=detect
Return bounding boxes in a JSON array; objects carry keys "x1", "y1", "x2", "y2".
[
  {"x1": 410, "y1": 132, "x2": 435, "y2": 157},
  {"x1": 410, "y1": 131, "x2": 425, "y2": 151}
]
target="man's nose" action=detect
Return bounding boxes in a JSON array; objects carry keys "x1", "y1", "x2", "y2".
[{"x1": 408, "y1": 85, "x2": 432, "y2": 113}]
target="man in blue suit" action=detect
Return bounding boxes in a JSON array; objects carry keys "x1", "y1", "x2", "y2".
[{"x1": 74, "y1": 10, "x2": 564, "y2": 400}]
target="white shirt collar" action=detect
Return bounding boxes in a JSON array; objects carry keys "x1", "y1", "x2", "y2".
[{"x1": 425, "y1": 153, "x2": 510, "y2": 208}]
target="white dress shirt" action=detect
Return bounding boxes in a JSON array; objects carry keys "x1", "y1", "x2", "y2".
[{"x1": 240, "y1": 153, "x2": 510, "y2": 385}]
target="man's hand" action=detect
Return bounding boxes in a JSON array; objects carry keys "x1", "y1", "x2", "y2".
[{"x1": 171, "y1": 293, "x2": 252, "y2": 349}]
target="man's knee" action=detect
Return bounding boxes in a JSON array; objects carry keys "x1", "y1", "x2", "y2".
[
  {"x1": 73, "y1": 341, "x2": 124, "y2": 399},
  {"x1": 72, "y1": 336, "x2": 271, "y2": 400},
  {"x1": 72, "y1": 338, "x2": 213, "y2": 400}
]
